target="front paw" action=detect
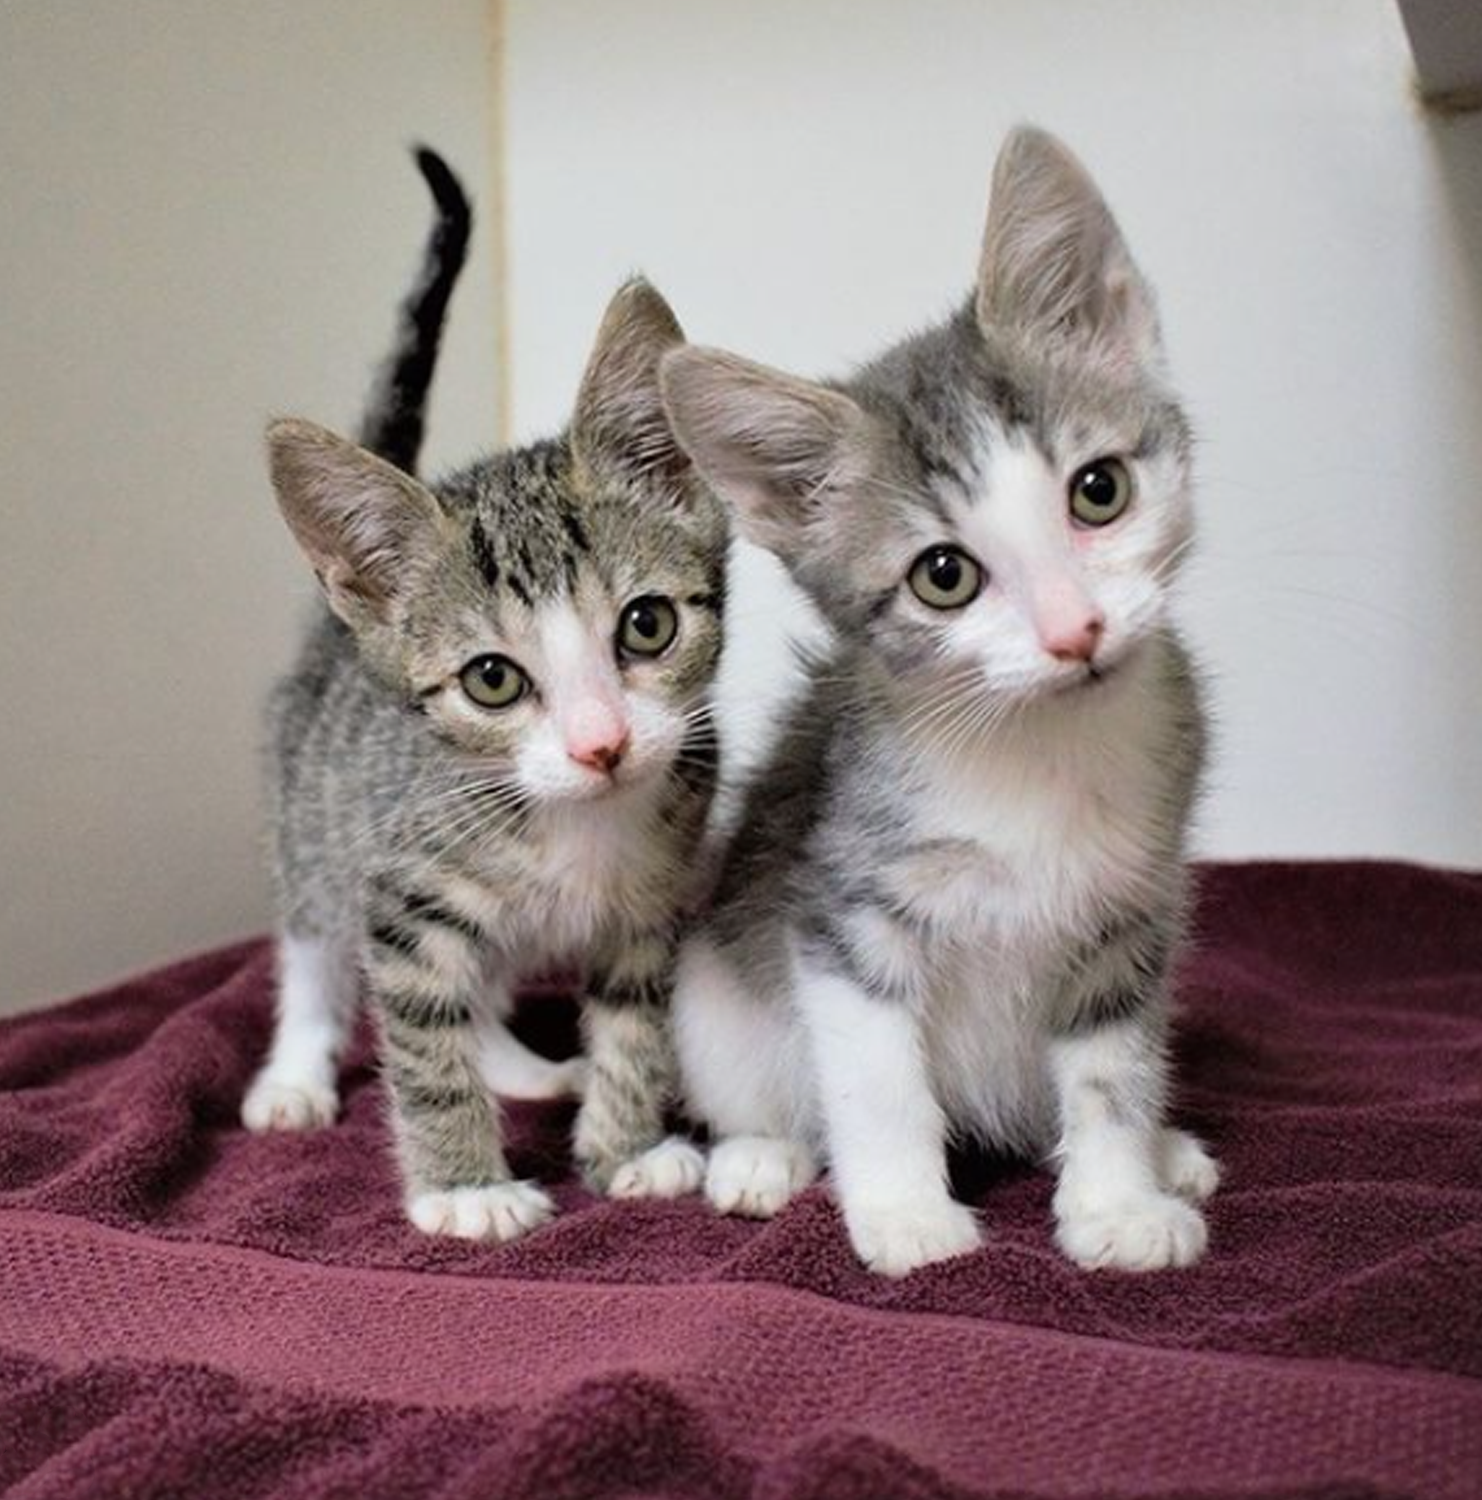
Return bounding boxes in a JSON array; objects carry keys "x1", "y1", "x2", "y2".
[
  {"x1": 845, "y1": 1194, "x2": 983, "y2": 1278},
  {"x1": 705, "y1": 1135, "x2": 817, "y2": 1218},
  {"x1": 406, "y1": 1181, "x2": 555, "y2": 1241},
  {"x1": 241, "y1": 1072, "x2": 338, "y2": 1132},
  {"x1": 1158, "y1": 1128, "x2": 1220, "y2": 1203},
  {"x1": 1055, "y1": 1191, "x2": 1207, "y2": 1271},
  {"x1": 607, "y1": 1137, "x2": 706, "y2": 1200}
]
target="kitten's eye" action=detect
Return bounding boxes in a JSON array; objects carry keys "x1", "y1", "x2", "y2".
[
  {"x1": 908, "y1": 546, "x2": 982, "y2": 610},
  {"x1": 1070, "y1": 458, "x2": 1133, "y2": 527},
  {"x1": 459, "y1": 654, "x2": 529, "y2": 710},
  {"x1": 618, "y1": 596, "x2": 678, "y2": 657}
]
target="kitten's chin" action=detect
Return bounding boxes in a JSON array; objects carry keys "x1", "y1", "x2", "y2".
[
  {"x1": 1036, "y1": 639, "x2": 1144, "y2": 702},
  {"x1": 534, "y1": 756, "x2": 670, "y2": 809}
]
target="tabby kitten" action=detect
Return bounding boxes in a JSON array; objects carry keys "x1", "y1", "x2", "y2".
[
  {"x1": 660, "y1": 126, "x2": 1217, "y2": 1276},
  {"x1": 242, "y1": 174, "x2": 725, "y2": 1238}
]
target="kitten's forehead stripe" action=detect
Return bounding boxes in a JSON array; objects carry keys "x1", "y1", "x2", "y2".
[
  {"x1": 468, "y1": 517, "x2": 500, "y2": 592},
  {"x1": 562, "y1": 508, "x2": 591, "y2": 555}
]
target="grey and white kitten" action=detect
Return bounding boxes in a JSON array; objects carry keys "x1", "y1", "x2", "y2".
[
  {"x1": 659, "y1": 126, "x2": 1217, "y2": 1277},
  {"x1": 242, "y1": 163, "x2": 726, "y2": 1239}
]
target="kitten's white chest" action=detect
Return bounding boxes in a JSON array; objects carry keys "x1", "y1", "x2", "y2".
[
  {"x1": 508, "y1": 791, "x2": 671, "y2": 959},
  {"x1": 898, "y1": 680, "x2": 1173, "y2": 1149},
  {"x1": 913, "y1": 687, "x2": 1164, "y2": 941}
]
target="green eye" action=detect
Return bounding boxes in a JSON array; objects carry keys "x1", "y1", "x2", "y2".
[
  {"x1": 1070, "y1": 457, "x2": 1133, "y2": 527},
  {"x1": 459, "y1": 654, "x2": 528, "y2": 710},
  {"x1": 618, "y1": 596, "x2": 678, "y2": 657},
  {"x1": 908, "y1": 546, "x2": 982, "y2": 610}
]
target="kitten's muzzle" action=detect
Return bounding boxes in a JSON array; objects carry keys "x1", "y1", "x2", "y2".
[
  {"x1": 1040, "y1": 610, "x2": 1104, "y2": 665},
  {"x1": 568, "y1": 732, "x2": 629, "y2": 777}
]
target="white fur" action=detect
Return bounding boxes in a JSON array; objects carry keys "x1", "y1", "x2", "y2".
[
  {"x1": 511, "y1": 601, "x2": 688, "y2": 805},
  {"x1": 705, "y1": 1136, "x2": 818, "y2": 1218},
  {"x1": 1158, "y1": 1127, "x2": 1221, "y2": 1202},
  {"x1": 916, "y1": 423, "x2": 1187, "y2": 703},
  {"x1": 672, "y1": 936, "x2": 811, "y2": 1139},
  {"x1": 427, "y1": 773, "x2": 676, "y2": 975},
  {"x1": 1048, "y1": 1023, "x2": 1206, "y2": 1270},
  {"x1": 607, "y1": 1136, "x2": 707, "y2": 1199},
  {"x1": 241, "y1": 934, "x2": 356, "y2": 1132},
  {"x1": 474, "y1": 1014, "x2": 587, "y2": 1101},
  {"x1": 798, "y1": 956, "x2": 983, "y2": 1276},
  {"x1": 905, "y1": 646, "x2": 1175, "y2": 1150},
  {"x1": 406, "y1": 1180, "x2": 554, "y2": 1241}
]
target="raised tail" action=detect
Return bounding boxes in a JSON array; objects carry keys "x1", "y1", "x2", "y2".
[{"x1": 356, "y1": 146, "x2": 473, "y2": 475}]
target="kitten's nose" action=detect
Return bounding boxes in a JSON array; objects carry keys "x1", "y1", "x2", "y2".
[
  {"x1": 1043, "y1": 613, "x2": 1105, "y2": 664},
  {"x1": 569, "y1": 732, "x2": 630, "y2": 775}
]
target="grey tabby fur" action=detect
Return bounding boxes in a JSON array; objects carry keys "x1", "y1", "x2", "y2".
[
  {"x1": 243, "y1": 171, "x2": 726, "y2": 1238},
  {"x1": 660, "y1": 126, "x2": 1218, "y2": 1277}
]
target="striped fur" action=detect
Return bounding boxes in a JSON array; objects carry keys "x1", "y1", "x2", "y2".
[{"x1": 244, "y1": 250, "x2": 726, "y2": 1237}]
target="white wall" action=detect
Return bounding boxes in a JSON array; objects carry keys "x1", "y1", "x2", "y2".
[
  {"x1": 0, "y1": 0, "x2": 500, "y2": 1011},
  {"x1": 503, "y1": 0, "x2": 1482, "y2": 866}
]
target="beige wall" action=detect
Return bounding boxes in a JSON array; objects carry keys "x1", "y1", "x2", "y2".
[
  {"x1": 0, "y1": 0, "x2": 500, "y2": 1011},
  {"x1": 503, "y1": 0, "x2": 1482, "y2": 867}
]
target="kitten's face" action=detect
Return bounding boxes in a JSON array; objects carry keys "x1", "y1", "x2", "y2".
[
  {"x1": 829, "y1": 358, "x2": 1192, "y2": 705},
  {"x1": 269, "y1": 278, "x2": 726, "y2": 808},
  {"x1": 399, "y1": 449, "x2": 724, "y2": 804},
  {"x1": 662, "y1": 126, "x2": 1191, "y2": 710}
]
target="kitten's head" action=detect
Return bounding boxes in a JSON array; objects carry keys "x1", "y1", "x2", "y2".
[
  {"x1": 269, "y1": 279, "x2": 727, "y2": 805},
  {"x1": 661, "y1": 127, "x2": 1192, "y2": 708}
]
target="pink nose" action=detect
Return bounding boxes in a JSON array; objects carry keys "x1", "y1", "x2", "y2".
[
  {"x1": 1043, "y1": 613, "x2": 1105, "y2": 664},
  {"x1": 568, "y1": 732, "x2": 630, "y2": 775}
]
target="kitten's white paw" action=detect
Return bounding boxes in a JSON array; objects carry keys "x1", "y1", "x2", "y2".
[
  {"x1": 406, "y1": 1181, "x2": 555, "y2": 1241},
  {"x1": 705, "y1": 1136, "x2": 817, "y2": 1219},
  {"x1": 607, "y1": 1137, "x2": 706, "y2": 1200},
  {"x1": 1056, "y1": 1192, "x2": 1207, "y2": 1271},
  {"x1": 496, "y1": 1056, "x2": 588, "y2": 1102},
  {"x1": 846, "y1": 1195, "x2": 983, "y2": 1278},
  {"x1": 1158, "y1": 1128, "x2": 1220, "y2": 1203},
  {"x1": 241, "y1": 1073, "x2": 338, "y2": 1132},
  {"x1": 475, "y1": 1020, "x2": 588, "y2": 1101}
]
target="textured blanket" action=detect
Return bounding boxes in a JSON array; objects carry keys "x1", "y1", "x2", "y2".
[{"x1": 2, "y1": 861, "x2": 1480, "y2": 1499}]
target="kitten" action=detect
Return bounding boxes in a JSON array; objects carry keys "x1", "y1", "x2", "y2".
[
  {"x1": 659, "y1": 126, "x2": 1217, "y2": 1276},
  {"x1": 242, "y1": 164, "x2": 726, "y2": 1240}
]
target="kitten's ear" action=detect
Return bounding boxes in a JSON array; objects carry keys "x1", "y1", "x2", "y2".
[
  {"x1": 976, "y1": 126, "x2": 1161, "y2": 369},
  {"x1": 571, "y1": 277, "x2": 690, "y2": 490},
  {"x1": 266, "y1": 418, "x2": 446, "y2": 626},
  {"x1": 659, "y1": 347, "x2": 870, "y2": 555}
]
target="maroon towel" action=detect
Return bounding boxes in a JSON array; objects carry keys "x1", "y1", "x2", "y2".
[{"x1": 2, "y1": 861, "x2": 1480, "y2": 1498}]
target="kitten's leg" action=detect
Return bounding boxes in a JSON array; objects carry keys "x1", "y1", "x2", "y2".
[
  {"x1": 574, "y1": 930, "x2": 704, "y2": 1200},
  {"x1": 1048, "y1": 1017, "x2": 1208, "y2": 1271},
  {"x1": 242, "y1": 930, "x2": 356, "y2": 1131},
  {"x1": 673, "y1": 934, "x2": 818, "y2": 1218},
  {"x1": 798, "y1": 951, "x2": 981, "y2": 1278},
  {"x1": 367, "y1": 884, "x2": 553, "y2": 1241}
]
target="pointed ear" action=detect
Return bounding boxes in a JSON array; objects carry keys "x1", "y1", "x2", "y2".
[
  {"x1": 659, "y1": 347, "x2": 871, "y2": 556},
  {"x1": 571, "y1": 277, "x2": 690, "y2": 489},
  {"x1": 976, "y1": 126, "x2": 1161, "y2": 369},
  {"x1": 266, "y1": 418, "x2": 446, "y2": 625}
]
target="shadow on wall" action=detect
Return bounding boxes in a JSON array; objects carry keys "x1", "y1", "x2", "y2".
[{"x1": 1421, "y1": 107, "x2": 1482, "y2": 843}]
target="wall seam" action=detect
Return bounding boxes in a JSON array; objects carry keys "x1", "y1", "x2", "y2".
[{"x1": 487, "y1": 0, "x2": 512, "y2": 444}]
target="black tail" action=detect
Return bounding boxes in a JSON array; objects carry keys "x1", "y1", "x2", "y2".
[{"x1": 357, "y1": 146, "x2": 473, "y2": 475}]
